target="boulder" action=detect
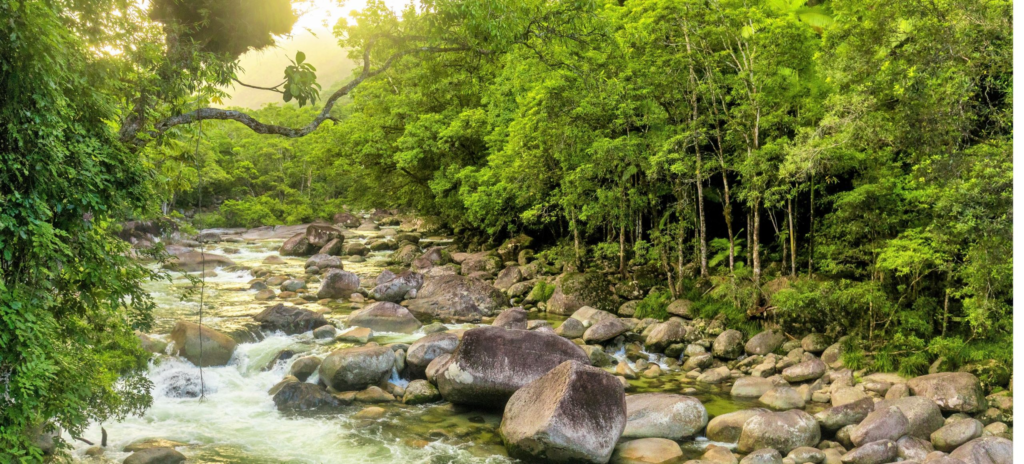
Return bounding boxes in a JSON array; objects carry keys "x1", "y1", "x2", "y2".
[
  {"x1": 403, "y1": 379, "x2": 442, "y2": 405},
  {"x1": 907, "y1": 373, "x2": 987, "y2": 413},
  {"x1": 801, "y1": 333, "x2": 829, "y2": 353},
  {"x1": 571, "y1": 306, "x2": 618, "y2": 328},
  {"x1": 460, "y1": 252, "x2": 503, "y2": 275},
  {"x1": 305, "y1": 224, "x2": 343, "y2": 248},
  {"x1": 740, "y1": 449, "x2": 784, "y2": 464},
  {"x1": 280, "y1": 233, "x2": 315, "y2": 256},
  {"x1": 345, "y1": 242, "x2": 369, "y2": 256},
  {"x1": 318, "y1": 345, "x2": 395, "y2": 392},
  {"x1": 547, "y1": 272, "x2": 616, "y2": 315},
  {"x1": 123, "y1": 448, "x2": 187, "y2": 464},
  {"x1": 665, "y1": 299, "x2": 695, "y2": 318},
  {"x1": 782, "y1": 359, "x2": 827, "y2": 383},
  {"x1": 745, "y1": 331, "x2": 785, "y2": 356},
  {"x1": 405, "y1": 332, "x2": 460, "y2": 378},
  {"x1": 305, "y1": 253, "x2": 343, "y2": 270},
  {"x1": 707, "y1": 409, "x2": 769, "y2": 443},
  {"x1": 713, "y1": 330, "x2": 745, "y2": 359},
  {"x1": 759, "y1": 386, "x2": 806, "y2": 410},
  {"x1": 411, "y1": 246, "x2": 449, "y2": 270},
  {"x1": 289, "y1": 356, "x2": 321, "y2": 382},
  {"x1": 495, "y1": 266, "x2": 524, "y2": 291},
  {"x1": 839, "y1": 440, "x2": 897, "y2": 464},
  {"x1": 583, "y1": 318, "x2": 631, "y2": 344},
  {"x1": 732, "y1": 377, "x2": 777, "y2": 398},
  {"x1": 821, "y1": 343, "x2": 845, "y2": 368},
  {"x1": 896, "y1": 435, "x2": 934, "y2": 461},
  {"x1": 948, "y1": 437, "x2": 1012, "y2": 464},
  {"x1": 499, "y1": 361, "x2": 626, "y2": 463},
  {"x1": 316, "y1": 269, "x2": 361, "y2": 299},
  {"x1": 787, "y1": 447, "x2": 824, "y2": 464},
  {"x1": 644, "y1": 319, "x2": 690, "y2": 352},
  {"x1": 371, "y1": 270, "x2": 423, "y2": 303},
  {"x1": 404, "y1": 275, "x2": 509, "y2": 320},
  {"x1": 931, "y1": 419, "x2": 984, "y2": 452},
  {"x1": 814, "y1": 397, "x2": 875, "y2": 432},
  {"x1": 337, "y1": 327, "x2": 372, "y2": 344},
  {"x1": 849, "y1": 406, "x2": 910, "y2": 447},
  {"x1": 555, "y1": 318, "x2": 586, "y2": 339},
  {"x1": 622, "y1": 393, "x2": 708, "y2": 440},
  {"x1": 435, "y1": 326, "x2": 589, "y2": 408},
  {"x1": 611, "y1": 438, "x2": 683, "y2": 464},
  {"x1": 391, "y1": 244, "x2": 419, "y2": 265},
  {"x1": 319, "y1": 237, "x2": 345, "y2": 256},
  {"x1": 272, "y1": 381, "x2": 340, "y2": 411},
  {"x1": 492, "y1": 307, "x2": 529, "y2": 330},
  {"x1": 161, "y1": 251, "x2": 236, "y2": 272},
  {"x1": 169, "y1": 321, "x2": 236, "y2": 367},
  {"x1": 253, "y1": 304, "x2": 328, "y2": 335},
  {"x1": 349, "y1": 302, "x2": 422, "y2": 334},
  {"x1": 738, "y1": 409, "x2": 821, "y2": 454},
  {"x1": 697, "y1": 366, "x2": 732, "y2": 384},
  {"x1": 874, "y1": 396, "x2": 945, "y2": 438}
]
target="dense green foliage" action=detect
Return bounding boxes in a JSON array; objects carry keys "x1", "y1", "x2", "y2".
[{"x1": 168, "y1": 0, "x2": 1011, "y2": 377}]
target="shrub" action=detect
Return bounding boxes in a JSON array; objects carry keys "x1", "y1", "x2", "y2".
[{"x1": 634, "y1": 290, "x2": 671, "y2": 320}]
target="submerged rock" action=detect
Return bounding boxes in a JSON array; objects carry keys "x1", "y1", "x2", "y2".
[
  {"x1": 435, "y1": 326, "x2": 589, "y2": 408},
  {"x1": 272, "y1": 381, "x2": 340, "y2": 411},
  {"x1": 622, "y1": 393, "x2": 708, "y2": 440},
  {"x1": 253, "y1": 304, "x2": 328, "y2": 335},
  {"x1": 500, "y1": 361, "x2": 626, "y2": 463},
  {"x1": 349, "y1": 302, "x2": 422, "y2": 334}
]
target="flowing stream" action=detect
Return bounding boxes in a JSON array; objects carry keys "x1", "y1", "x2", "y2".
[{"x1": 68, "y1": 237, "x2": 756, "y2": 463}]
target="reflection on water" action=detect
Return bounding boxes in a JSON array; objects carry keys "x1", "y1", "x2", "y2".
[{"x1": 70, "y1": 238, "x2": 746, "y2": 463}]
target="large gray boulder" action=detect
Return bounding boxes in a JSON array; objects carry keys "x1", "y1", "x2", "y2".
[
  {"x1": 494, "y1": 266, "x2": 524, "y2": 291},
  {"x1": 782, "y1": 358, "x2": 827, "y2": 382},
  {"x1": 169, "y1": 321, "x2": 236, "y2": 367},
  {"x1": 305, "y1": 224, "x2": 343, "y2": 248},
  {"x1": 849, "y1": 406, "x2": 910, "y2": 447},
  {"x1": 280, "y1": 233, "x2": 315, "y2": 256},
  {"x1": 931, "y1": 419, "x2": 984, "y2": 452},
  {"x1": 948, "y1": 437, "x2": 1012, "y2": 464},
  {"x1": 318, "y1": 345, "x2": 395, "y2": 392},
  {"x1": 644, "y1": 319, "x2": 690, "y2": 352},
  {"x1": 814, "y1": 397, "x2": 875, "y2": 432},
  {"x1": 123, "y1": 447, "x2": 187, "y2": 464},
  {"x1": 907, "y1": 373, "x2": 987, "y2": 413},
  {"x1": 435, "y1": 326, "x2": 589, "y2": 408},
  {"x1": 371, "y1": 270, "x2": 424, "y2": 303},
  {"x1": 571, "y1": 307, "x2": 618, "y2": 328},
  {"x1": 745, "y1": 330, "x2": 785, "y2": 356},
  {"x1": 874, "y1": 396, "x2": 945, "y2": 438},
  {"x1": 405, "y1": 332, "x2": 460, "y2": 378},
  {"x1": 403, "y1": 275, "x2": 509, "y2": 320},
  {"x1": 161, "y1": 251, "x2": 236, "y2": 272},
  {"x1": 840, "y1": 439, "x2": 897, "y2": 464},
  {"x1": 707, "y1": 409, "x2": 769, "y2": 443},
  {"x1": 316, "y1": 269, "x2": 361, "y2": 299},
  {"x1": 583, "y1": 317, "x2": 630, "y2": 344},
  {"x1": 492, "y1": 307, "x2": 529, "y2": 330},
  {"x1": 348, "y1": 302, "x2": 422, "y2": 334},
  {"x1": 738, "y1": 409, "x2": 821, "y2": 454},
  {"x1": 500, "y1": 361, "x2": 626, "y2": 463},
  {"x1": 547, "y1": 272, "x2": 616, "y2": 315},
  {"x1": 460, "y1": 251, "x2": 502, "y2": 275},
  {"x1": 622, "y1": 393, "x2": 708, "y2": 440},
  {"x1": 253, "y1": 304, "x2": 328, "y2": 335},
  {"x1": 713, "y1": 330, "x2": 745, "y2": 359}
]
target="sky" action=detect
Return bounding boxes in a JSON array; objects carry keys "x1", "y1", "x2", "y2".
[{"x1": 223, "y1": 0, "x2": 410, "y2": 108}]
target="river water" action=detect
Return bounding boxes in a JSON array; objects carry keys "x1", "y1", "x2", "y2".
[{"x1": 68, "y1": 237, "x2": 755, "y2": 463}]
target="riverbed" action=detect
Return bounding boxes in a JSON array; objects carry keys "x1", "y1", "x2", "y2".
[{"x1": 68, "y1": 238, "x2": 754, "y2": 463}]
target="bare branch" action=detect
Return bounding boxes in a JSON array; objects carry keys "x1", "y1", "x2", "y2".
[{"x1": 232, "y1": 78, "x2": 286, "y2": 94}]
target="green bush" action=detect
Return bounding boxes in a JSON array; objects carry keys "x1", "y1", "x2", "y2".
[
  {"x1": 634, "y1": 290, "x2": 671, "y2": 320},
  {"x1": 528, "y1": 281, "x2": 556, "y2": 303}
]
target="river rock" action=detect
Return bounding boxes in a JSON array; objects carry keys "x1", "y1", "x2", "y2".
[
  {"x1": 123, "y1": 447, "x2": 187, "y2": 464},
  {"x1": 873, "y1": 395, "x2": 945, "y2": 438},
  {"x1": 289, "y1": 356, "x2": 321, "y2": 382},
  {"x1": 611, "y1": 438, "x2": 683, "y2": 464},
  {"x1": 305, "y1": 253, "x2": 343, "y2": 270},
  {"x1": 801, "y1": 333, "x2": 829, "y2": 353},
  {"x1": 707, "y1": 409, "x2": 769, "y2": 443},
  {"x1": 337, "y1": 327, "x2": 372, "y2": 344},
  {"x1": 280, "y1": 233, "x2": 315, "y2": 256},
  {"x1": 371, "y1": 270, "x2": 423, "y2": 303},
  {"x1": 745, "y1": 330, "x2": 785, "y2": 356},
  {"x1": 492, "y1": 307, "x2": 528, "y2": 330},
  {"x1": 740, "y1": 449, "x2": 784, "y2": 464},
  {"x1": 318, "y1": 345, "x2": 395, "y2": 392},
  {"x1": 435, "y1": 326, "x2": 589, "y2": 408},
  {"x1": 896, "y1": 435, "x2": 934, "y2": 461},
  {"x1": 571, "y1": 306, "x2": 618, "y2": 328},
  {"x1": 306, "y1": 224, "x2": 343, "y2": 248},
  {"x1": 161, "y1": 251, "x2": 236, "y2": 272},
  {"x1": 555, "y1": 317, "x2": 586, "y2": 339},
  {"x1": 782, "y1": 359, "x2": 827, "y2": 382},
  {"x1": 787, "y1": 446, "x2": 824, "y2": 464},
  {"x1": 931, "y1": 419, "x2": 984, "y2": 452},
  {"x1": 272, "y1": 381, "x2": 340, "y2": 411},
  {"x1": 499, "y1": 361, "x2": 626, "y2": 463},
  {"x1": 169, "y1": 321, "x2": 236, "y2": 367},
  {"x1": 494, "y1": 266, "x2": 524, "y2": 291},
  {"x1": 349, "y1": 302, "x2": 422, "y2": 333},
  {"x1": 622, "y1": 393, "x2": 708, "y2": 440},
  {"x1": 849, "y1": 406, "x2": 910, "y2": 447},
  {"x1": 253, "y1": 304, "x2": 328, "y2": 334},
  {"x1": 645, "y1": 319, "x2": 690, "y2": 352},
  {"x1": 404, "y1": 274, "x2": 508, "y2": 320},
  {"x1": 713, "y1": 330, "x2": 745, "y2": 359},
  {"x1": 697, "y1": 366, "x2": 732, "y2": 384},
  {"x1": 948, "y1": 437, "x2": 1012, "y2": 464},
  {"x1": 402, "y1": 379, "x2": 442, "y2": 405},
  {"x1": 316, "y1": 269, "x2": 361, "y2": 299},
  {"x1": 840, "y1": 439, "x2": 897, "y2": 464},
  {"x1": 583, "y1": 317, "x2": 630, "y2": 344},
  {"x1": 737, "y1": 409, "x2": 821, "y2": 454},
  {"x1": 682, "y1": 352, "x2": 713, "y2": 371},
  {"x1": 547, "y1": 272, "x2": 616, "y2": 315},
  {"x1": 319, "y1": 237, "x2": 345, "y2": 256},
  {"x1": 732, "y1": 376, "x2": 776, "y2": 398},
  {"x1": 405, "y1": 332, "x2": 459, "y2": 378},
  {"x1": 460, "y1": 252, "x2": 502, "y2": 275},
  {"x1": 665, "y1": 299, "x2": 695, "y2": 318},
  {"x1": 759, "y1": 385, "x2": 806, "y2": 410},
  {"x1": 907, "y1": 373, "x2": 987, "y2": 413},
  {"x1": 814, "y1": 397, "x2": 875, "y2": 431}
]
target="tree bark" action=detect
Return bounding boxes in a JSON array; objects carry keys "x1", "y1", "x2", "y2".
[{"x1": 788, "y1": 196, "x2": 796, "y2": 277}]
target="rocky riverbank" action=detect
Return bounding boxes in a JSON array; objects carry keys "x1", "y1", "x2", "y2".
[{"x1": 106, "y1": 217, "x2": 1012, "y2": 464}]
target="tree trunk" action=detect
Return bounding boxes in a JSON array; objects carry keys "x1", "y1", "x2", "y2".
[
  {"x1": 619, "y1": 223, "x2": 626, "y2": 276},
  {"x1": 752, "y1": 201, "x2": 761, "y2": 285},
  {"x1": 788, "y1": 197, "x2": 796, "y2": 277},
  {"x1": 808, "y1": 174, "x2": 815, "y2": 277},
  {"x1": 571, "y1": 209, "x2": 581, "y2": 269}
]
